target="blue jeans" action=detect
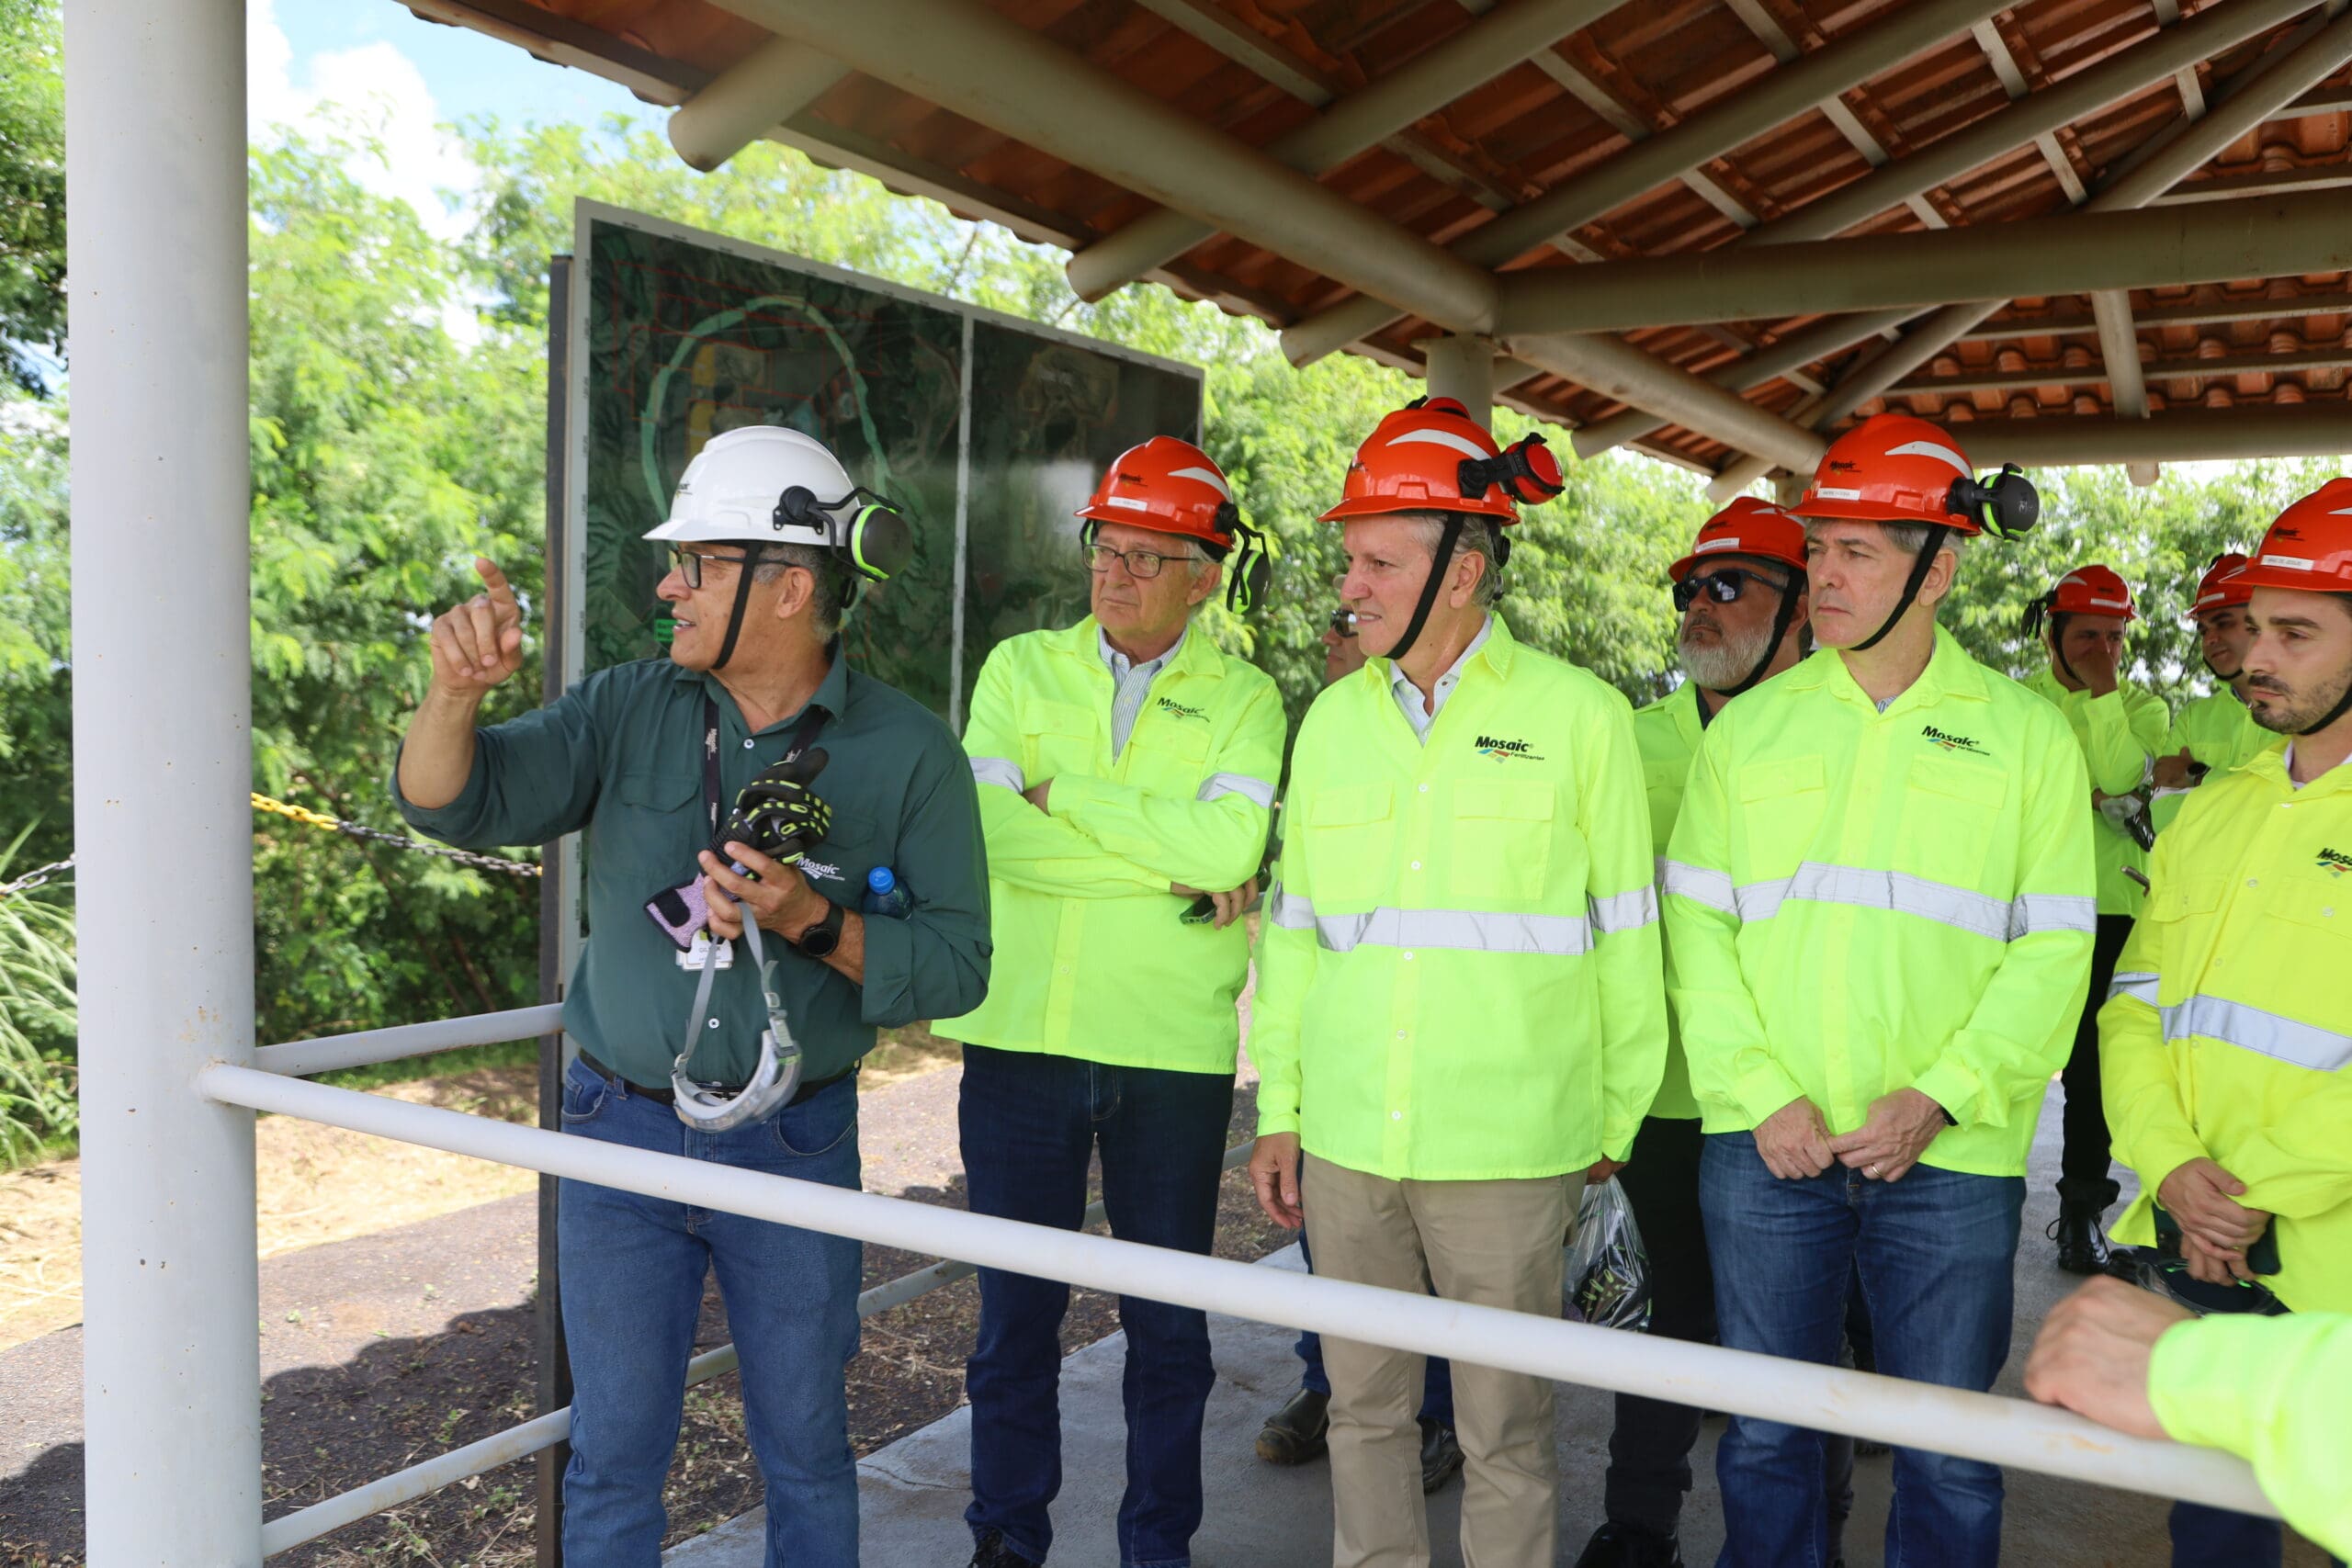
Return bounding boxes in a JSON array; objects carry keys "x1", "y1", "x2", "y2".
[
  {"x1": 1294, "y1": 1179, "x2": 1454, "y2": 1427},
  {"x1": 959, "y1": 1044, "x2": 1234, "y2": 1568},
  {"x1": 555, "y1": 1058, "x2": 864, "y2": 1568},
  {"x1": 1701, "y1": 1132, "x2": 2022, "y2": 1568}
]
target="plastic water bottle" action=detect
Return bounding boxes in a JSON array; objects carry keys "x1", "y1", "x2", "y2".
[{"x1": 862, "y1": 865, "x2": 914, "y2": 919}]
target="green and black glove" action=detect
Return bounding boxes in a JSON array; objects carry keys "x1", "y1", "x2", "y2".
[{"x1": 717, "y1": 749, "x2": 831, "y2": 870}]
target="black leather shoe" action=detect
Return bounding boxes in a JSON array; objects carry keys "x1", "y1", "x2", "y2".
[
  {"x1": 2050, "y1": 1202, "x2": 2113, "y2": 1275},
  {"x1": 1573, "y1": 1520, "x2": 1686, "y2": 1568},
  {"x1": 968, "y1": 1531, "x2": 1034, "y2": 1568},
  {"x1": 1255, "y1": 1385, "x2": 1329, "y2": 1465},
  {"x1": 1419, "y1": 1416, "x2": 1464, "y2": 1493}
]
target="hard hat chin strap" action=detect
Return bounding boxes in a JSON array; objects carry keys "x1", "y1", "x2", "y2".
[
  {"x1": 1721, "y1": 575, "x2": 1806, "y2": 698},
  {"x1": 1385, "y1": 515, "x2": 1466, "y2": 666},
  {"x1": 2299, "y1": 667, "x2": 2352, "y2": 736},
  {"x1": 709, "y1": 549, "x2": 763, "y2": 671},
  {"x1": 1850, "y1": 525, "x2": 1949, "y2": 654}
]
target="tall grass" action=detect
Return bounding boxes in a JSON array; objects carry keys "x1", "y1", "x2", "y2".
[{"x1": 0, "y1": 825, "x2": 77, "y2": 1164}]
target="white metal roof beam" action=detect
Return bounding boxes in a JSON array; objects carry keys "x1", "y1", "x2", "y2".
[
  {"x1": 1559, "y1": 0, "x2": 2306, "y2": 460},
  {"x1": 1972, "y1": 18, "x2": 2090, "y2": 203},
  {"x1": 1705, "y1": 2, "x2": 2352, "y2": 491},
  {"x1": 2090, "y1": 290, "x2": 2159, "y2": 484},
  {"x1": 712, "y1": 0, "x2": 1500, "y2": 333},
  {"x1": 1728, "y1": 0, "x2": 1950, "y2": 228},
  {"x1": 1278, "y1": 0, "x2": 2013, "y2": 367},
  {"x1": 1929, "y1": 403, "x2": 2352, "y2": 466},
  {"x1": 667, "y1": 36, "x2": 850, "y2": 172},
  {"x1": 1959, "y1": 285, "x2": 2352, "y2": 338},
  {"x1": 1888, "y1": 342, "x2": 2352, "y2": 394},
  {"x1": 1519, "y1": 49, "x2": 1759, "y2": 228},
  {"x1": 1065, "y1": 0, "x2": 1634, "y2": 302}
]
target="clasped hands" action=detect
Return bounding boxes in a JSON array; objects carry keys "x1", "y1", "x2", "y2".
[
  {"x1": 1756, "y1": 1088, "x2": 1948, "y2": 1183},
  {"x1": 2158, "y1": 1156, "x2": 2271, "y2": 1285}
]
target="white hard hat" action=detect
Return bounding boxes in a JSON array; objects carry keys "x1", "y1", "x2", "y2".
[{"x1": 644, "y1": 425, "x2": 851, "y2": 547}]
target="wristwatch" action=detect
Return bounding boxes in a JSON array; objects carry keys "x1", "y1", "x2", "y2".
[{"x1": 791, "y1": 899, "x2": 845, "y2": 958}]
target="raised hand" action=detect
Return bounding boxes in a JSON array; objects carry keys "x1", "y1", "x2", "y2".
[{"x1": 429, "y1": 557, "x2": 526, "y2": 697}]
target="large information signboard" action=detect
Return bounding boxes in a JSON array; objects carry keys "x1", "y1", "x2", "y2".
[{"x1": 561, "y1": 201, "x2": 1204, "y2": 725}]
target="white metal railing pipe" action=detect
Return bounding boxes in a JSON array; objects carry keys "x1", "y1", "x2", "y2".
[
  {"x1": 259, "y1": 1135, "x2": 1255, "y2": 1554},
  {"x1": 255, "y1": 1003, "x2": 568, "y2": 1078},
  {"x1": 202, "y1": 1065, "x2": 2278, "y2": 1519}
]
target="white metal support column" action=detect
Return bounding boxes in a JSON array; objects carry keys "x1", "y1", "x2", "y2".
[
  {"x1": 66, "y1": 1, "x2": 263, "y2": 1563},
  {"x1": 1420, "y1": 333, "x2": 1498, "y2": 428}
]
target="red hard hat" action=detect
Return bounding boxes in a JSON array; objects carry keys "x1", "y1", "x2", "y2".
[
  {"x1": 1669, "y1": 497, "x2": 1808, "y2": 582},
  {"x1": 1318, "y1": 397, "x2": 1562, "y2": 524},
  {"x1": 1076, "y1": 436, "x2": 1241, "y2": 547},
  {"x1": 1796, "y1": 412, "x2": 1979, "y2": 533},
  {"x1": 2187, "y1": 552, "x2": 2252, "y2": 620},
  {"x1": 2230, "y1": 478, "x2": 2352, "y2": 595},
  {"x1": 2047, "y1": 563, "x2": 2138, "y2": 623}
]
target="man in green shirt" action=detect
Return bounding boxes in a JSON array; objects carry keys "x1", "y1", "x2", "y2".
[{"x1": 395, "y1": 425, "x2": 989, "y2": 1568}]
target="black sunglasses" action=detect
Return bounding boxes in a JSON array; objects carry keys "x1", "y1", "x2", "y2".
[
  {"x1": 1672, "y1": 567, "x2": 1787, "y2": 613},
  {"x1": 1328, "y1": 607, "x2": 1358, "y2": 637}
]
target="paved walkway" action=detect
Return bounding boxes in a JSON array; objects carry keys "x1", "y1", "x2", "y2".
[{"x1": 668, "y1": 1087, "x2": 2334, "y2": 1567}]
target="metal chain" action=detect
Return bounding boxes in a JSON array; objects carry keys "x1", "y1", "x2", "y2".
[
  {"x1": 250, "y1": 793, "x2": 542, "y2": 878},
  {"x1": 0, "y1": 855, "x2": 75, "y2": 899}
]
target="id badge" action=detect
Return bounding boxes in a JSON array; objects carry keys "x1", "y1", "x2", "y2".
[{"x1": 676, "y1": 930, "x2": 735, "y2": 972}]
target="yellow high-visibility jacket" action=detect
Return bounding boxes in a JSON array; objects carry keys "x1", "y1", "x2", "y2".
[
  {"x1": 2099, "y1": 748, "x2": 2352, "y2": 1314},
  {"x1": 2150, "y1": 1311, "x2": 2352, "y2": 1561},
  {"x1": 2024, "y1": 669, "x2": 2172, "y2": 919},
  {"x1": 2150, "y1": 690, "x2": 2274, "y2": 834},
  {"x1": 1633, "y1": 682, "x2": 1707, "y2": 1121},
  {"x1": 1663, "y1": 628, "x2": 2098, "y2": 1177},
  {"x1": 1252, "y1": 615, "x2": 1666, "y2": 1179},
  {"x1": 934, "y1": 617, "x2": 1284, "y2": 1074}
]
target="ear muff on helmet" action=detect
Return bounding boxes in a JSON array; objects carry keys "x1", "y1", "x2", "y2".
[
  {"x1": 772, "y1": 484, "x2": 914, "y2": 583},
  {"x1": 2022, "y1": 591, "x2": 2083, "y2": 685},
  {"x1": 1952, "y1": 463, "x2": 2040, "y2": 540},
  {"x1": 1457, "y1": 434, "x2": 1566, "y2": 509},
  {"x1": 1849, "y1": 462, "x2": 2038, "y2": 654}
]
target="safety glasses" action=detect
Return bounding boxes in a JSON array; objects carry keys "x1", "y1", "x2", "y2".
[{"x1": 1672, "y1": 567, "x2": 1783, "y2": 613}]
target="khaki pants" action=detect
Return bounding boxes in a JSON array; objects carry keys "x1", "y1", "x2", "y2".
[{"x1": 1302, "y1": 1153, "x2": 1579, "y2": 1568}]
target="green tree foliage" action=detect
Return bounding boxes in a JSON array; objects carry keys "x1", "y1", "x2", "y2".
[{"x1": 0, "y1": 0, "x2": 65, "y2": 391}]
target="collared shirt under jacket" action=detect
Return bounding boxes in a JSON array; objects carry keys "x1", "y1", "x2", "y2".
[
  {"x1": 934, "y1": 616, "x2": 1284, "y2": 1074},
  {"x1": 1251, "y1": 615, "x2": 1667, "y2": 1181}
]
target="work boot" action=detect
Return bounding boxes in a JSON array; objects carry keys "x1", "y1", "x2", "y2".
[
  {"x1": 2050, "y1": 1202, "x2": 2113, "y2": 1276},
  {"x1": 967, "y1": 1531, "x2": 1034, "y2": 1567},
  {"x1": 1572, "y1": 1520, "x2": 1686, "y2": 1568},
  {"x1": 1255, "y1": 1385, "x2": 1329, "y2": 1465},
  {"x1": 1419, "y1": 1416, "x2": 1464, "y2": 1493}
]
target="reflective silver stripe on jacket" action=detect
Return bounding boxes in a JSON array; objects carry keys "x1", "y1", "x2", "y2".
[
  {"x1": 1263, "y1": 889, "x2": 1593, "y2": 956},
  {"x1": 1660, "y1": 860, "x2": 1736, "y2": 914},
  {"x1": 2161, "y1": 995, "x2": 2352, "y2": 1074},
  {"x1": 1197, "y1": 773, "x2": 1277, "y2": 808},
  {"x1": 1727, "y1": 861, "x2": 2095, "y2": 942},
  {"x1": 969, "y1": 757, "x2": 1026, "y2": 793},
  {"x1": 2108, "y1": 971, "x2": 2161, "y2": 1007},
  {"x1": 1589, "y1": 886, "x2": 1659, "y2": 937}
]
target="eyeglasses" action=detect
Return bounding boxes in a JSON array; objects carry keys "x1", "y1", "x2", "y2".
[
  {"x1": 667, "y1": 545, "x2": 759, "y2": 590},
  {"x1": 1084, "y1": 541, "x2": 1190, "y2": 580},
  {"x1": 1328, "y1": 607, "x2": 1358, "y2": 637},
  {"x1": 1672, "y1": 567, "x2": 1786, "y2": 613}
]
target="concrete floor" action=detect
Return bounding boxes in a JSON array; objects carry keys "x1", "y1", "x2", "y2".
[{"x1": 668, "y1": 1084, "x2": 2330, "y2": 1567}]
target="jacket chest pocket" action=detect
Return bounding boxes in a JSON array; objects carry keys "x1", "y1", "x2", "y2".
[
  {"x1": 1304, "y1": 784, "x2": 1395, "y2": 908},
  {"x1": 1898, "y1": 751, "x2": 2007, "y2": 889},
  {"x1": 2268, "y1": 873, "x2": 2352, "y2": 953},
  {"x1": 1022, "y1": 699, "x2": 1102, "y2": 784},
  {"x1": 1736, "y1": 755, "x2": 1825, "y2": 881},
  {"x1": 1125, "y1": 708, "x2": 1210, "y2": 779},
  {"x1": 600, "y1": 768, "x2": 703, "y2": 890},
  {"x1": 1445, "y1": 777, "x2": 1556, "y2": 906}
]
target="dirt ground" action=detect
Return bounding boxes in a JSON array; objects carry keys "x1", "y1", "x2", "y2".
[
  {"x1": 0, "y1": 1030, "x2": 960, "y2": 1355},
  {"x1": 0, "y1": 1043, "x2": 1284, "y2": 1567}
]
